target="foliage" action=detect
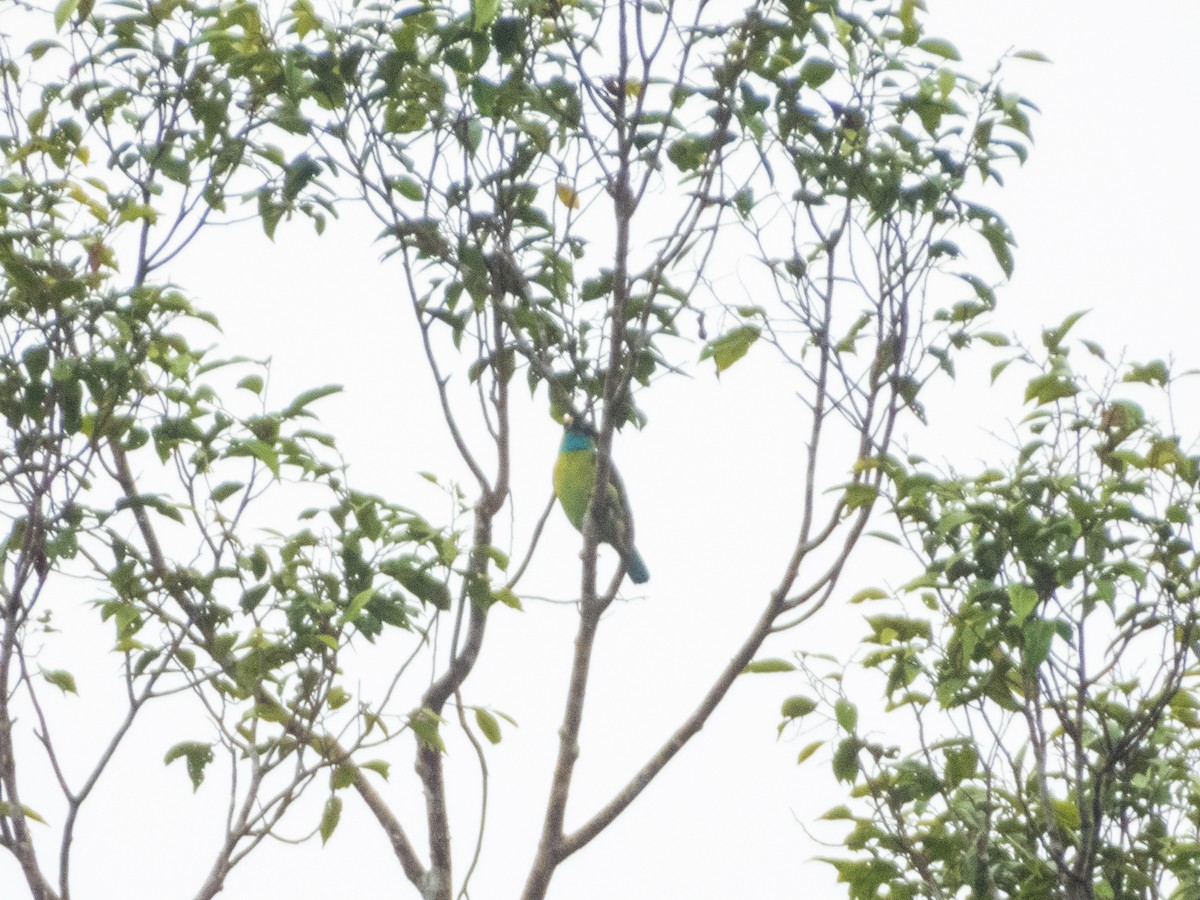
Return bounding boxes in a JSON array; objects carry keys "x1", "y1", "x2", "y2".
[
  {"x1": 800, "y1": 318, "x2": 1200, "y2": 899},
  {"x1": 0, "y1": 7, "x2": 444, "y2": 897},
  {"x1": 1, "y1": 1, "x2": 1036, "y2": 898}
]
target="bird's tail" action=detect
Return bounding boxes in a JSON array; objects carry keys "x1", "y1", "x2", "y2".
[{"x1": 625, "y1": 547, "x2": 649, "y2": 585}]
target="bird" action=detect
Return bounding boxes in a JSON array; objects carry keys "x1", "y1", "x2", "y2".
[{"x1": 553, "y1": 414, "x2": 649, "y2": 585}]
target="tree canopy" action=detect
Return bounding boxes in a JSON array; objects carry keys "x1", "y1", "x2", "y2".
[
  {"x1": 0, "y1": 1, "x2": 1123, "y2": 898},
  {"x1": 797, "y1": 326, "x2": 1200, "y2": 899}
]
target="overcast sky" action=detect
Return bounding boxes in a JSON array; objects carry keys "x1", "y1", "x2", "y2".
[{"x1": 4, "y1": 2, "x2": 1200, "y2": 898}]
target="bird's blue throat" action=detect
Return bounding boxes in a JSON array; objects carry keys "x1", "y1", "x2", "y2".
[{"x1": 560, "y1": 430, "x2": 594, "y2": 453}]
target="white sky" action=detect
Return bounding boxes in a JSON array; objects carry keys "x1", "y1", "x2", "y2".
[{"x1": 5, "y1": 1, "x2": 1200, "y2": 898}]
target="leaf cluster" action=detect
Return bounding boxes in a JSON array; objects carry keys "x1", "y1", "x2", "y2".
[{"x1": 797, "y1": 319, "x2": 1200, "y2": 898}]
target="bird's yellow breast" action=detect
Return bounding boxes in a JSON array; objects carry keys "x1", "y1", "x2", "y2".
[{"x1": 553, "y1": 449, "x2": 595, "y2": 531}]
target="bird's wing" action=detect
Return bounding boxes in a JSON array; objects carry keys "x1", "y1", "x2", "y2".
[{"x1": 601, "y1": 466, "x2": 636, "y2": 551}]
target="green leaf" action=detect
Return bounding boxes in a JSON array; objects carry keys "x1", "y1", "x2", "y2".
[
  {"x1": 1024, "y1": 373, "x2": 1078, "y2": 406},
  {"x1": 667, "y1": 135, "x2": 710, "y2": 172},
  {"x1": 1124, "y1": 360, "x2": 1169, "y2": 386},
  {"x1": 252, "y1": 702, "x2": 290, "y2": 724},
  {"x1": 866, "y1": 614, "x2": 931, "y2": 643},
  {"x1": 383, "y1": 560, "x2": 451, "y2": 611},
  {"x1": 54, "y1": 0, "x2": 81, "y2": 30},
  {"x1": 800, "y1": 57, "x2": 836, "y2": 87},
  {"x1": 210, "y1": 633, "x2": 237, "y2": 661},
  {"x1": 237, "y1": 374, "x2": 264, "y2": 394},
  {"x1": 22, "y1": 345, "x2": 49, "y2": 376},
  {"x1": 114, "y1": 493, "x2": 185, "y2": 524},
  {"x1": 0, "y1": 801, "x2": 47, "y2": 824},
  {"x1": 319, "y1": 795, "x2": 342, "y2": 844},
  {"x1": 472, "y1": 0, "x2": 499, "y2": 29},
  {"x1": 1013, "y1": 49, "x2": 1051, "y2": 62},
  {"x1": 843, "y1": 482, "x2": 878, "y2": 511},
  {"x1": 212, "y1": 481, "x2": 244, "y2": 504},
  {"x1": 849, "y1": 587, "x2": 889, "y2": 604},
  {"x1": 866, "y1": 531, "x2": 902, "y2": 545},
  {"x1": 164, "y1": 741, "x2": 215, "y2": 791},
  {"x1": 1041, "y1": 311, "x2": 1087, "y2": 352},
  {"x1": 330, "y1": 765, "x2": 356, "y2": 790},
  {"x1": 982, "y1": 222, "x2": 1015, "y2": 278},
  {"x1": 157, "y1": 154, "x2": 191, "y2": 185},
  {"x1": 250, "y1": 547, "x2": 269, "y2": 581},
  {"x1": 483, "y1": 545, "x2": 509, "y2": 571},
  {"x1": 834, "y1": 698, "x2": 858, "y2": 732},
  {"x1": 580, "y1": 271, "x2": 614, "y2": 301},
  {"x1": 59, "y1": 377, "x2": 83, "y2": 432},
  {"x1": 283, "y1": 385, "x2": 342, "y2": 417},
  {"x1": 781, "y1": 695, "x2": 818, "y2": 719},
  {"x1": 42, "y1": 669, "x2": 77, "y2": 695},
  {"x1": 342, "y1": 587, "x2": 376, "y2": 624},
  {"x1": 744, "y1": 658, "x2": 796, "y2": 674},
  {"x1": 392, "y1": 176, "x2": 425, "y2": 202},
  {"x1": 411, "y1": 708, "x2": 446, "y2": 752},
  {"x1": 314, "y1": 634, "x2": 339, "y2": 652},
  {"x1": 491, "y1": 16, "x2": 524, "y2": 58},
  {"x1": 918, "y1": 38, "x2": 961, "y2": 60},
  {"x1": 944, "y1": 745, "x2": 978, "y2": 786},
  {"x1": 475, "y1": 707, "x2": 502, "y2": 744},
  {"x1": 465, "y1": 119, "x2": 483, "y2": 154},
  {"x1": 27, "y1": 39, "x2": 63, "y2": 61},
  {"x1": 700, "y1": 325, "x2": 760, "y2": 374},
  {"x1": 796, "y1": 741, "x2": 823, "y2": 765},
  {"x1": 242, "y1": 440, "x2": 280, "y2": 477},
  {"x1": 1022, "y1": 618, "x2": 1056, "y2": 674},
  {"x1": 1051, "y1": 797, "x2": 1080, "y2": 832},
  {"x1": 1008, "y1": 583, "x2": 1039, "y2": 624},
  {"x1": 935, "y1": 510, "x2": 974, "y2": 534},
  {"x1": 819, "y1": 804, "x2": 854, "y2": 821},
  {"x1": 239, "y1": 583, "x2": 270, "y2": 613},
  {"x1": 118, "y1": 203, "x2": 158, "y2": 224},
  {"x1": 361, "y1": 759, "x2": 391, "y2": 780},
  {"x1": 832, "y1": 737, "x2": 860, "y2": 783},
  {"x1": 491, "y1": 587, "x2": 522, "y2": 610},
  {"x1": 283, "y1": 154, "x2": 322, "y2": 202}
]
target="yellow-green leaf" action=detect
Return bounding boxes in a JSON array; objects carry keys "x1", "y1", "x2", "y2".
[
  {"x1": 42, "y1": 669, "x2": 77, "y2": 695},
  {"x1": 849, "y1": 587, "x2": 888, "y2": 604},
  {"x1": 1051, "y1": 798, "x2": 1080, "y2": 832},
  {"x1": 781, "y1": 695, "x2": 818, "y2": 718},
  {"x1": 361, "y1": 759, "x2": 391, "y2": 780},
  {"x1": 744, "y1": 658, "x2": 796, "y2": 674},
  {"x1": 411, "y1": 708, "x2": 446, "y2": 752},
  {"x1": 54, "y1": 0, "x2": 81, "y2": 31},
  {"x1": 491, "y1": 587, "x2": 523, "y2": 611},
  {"x1": 797, "y1": 741, "x2": 823, "y2": 765},
  {"x1": 556, "y1": 183, "x2": 581, "y2": 209},
  {"x1": 320, "y1": 796, "x2": 342, "y2": 844},
  {"x1": 0, "y1": 801, "x2": 48, "y2": 824},
  {"x1": 700, "y1": 325, "x2": 760, "y2": 374},
  {"x1": 475, "y1": 707, "x2": 502, "y2": 744},
  {"x1": 164, "y1": 741, "x2": 215, "y2": 791},
  {"x1": 918, "y1": 37, "x2": 961, "y2": 60}
]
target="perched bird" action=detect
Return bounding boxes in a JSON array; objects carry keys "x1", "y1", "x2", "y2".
[{"x1": 553, "y1": 415, "x2": 649, "y2": 585}]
